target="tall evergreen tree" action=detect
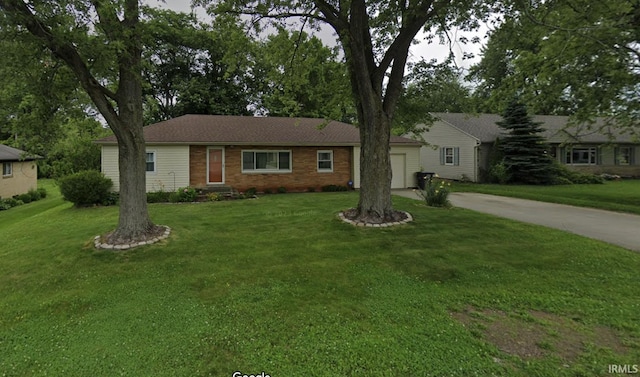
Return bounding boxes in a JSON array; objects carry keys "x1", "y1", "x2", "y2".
[{"x1": 497, "y1": 100, "x2": 554, "y2": 185}]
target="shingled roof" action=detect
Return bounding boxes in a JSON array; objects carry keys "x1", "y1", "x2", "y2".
[
  {"x1": 431, "y1": 113, "x2": 637, "y2": 144},
  {"x1": 96, "y1": 115, "x2": 420, "y2": 146},
  {"x1": 0, "y1": 144, "x2": 40, "y2": 162}
]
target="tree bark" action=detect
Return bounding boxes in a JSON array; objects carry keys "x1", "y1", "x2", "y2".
[
  {"x1": 0, "y1": 0, "x2": 157, "y2": 243},
  {"x1": 356, "y1": 105, "x2": 394, "y2": 221}
]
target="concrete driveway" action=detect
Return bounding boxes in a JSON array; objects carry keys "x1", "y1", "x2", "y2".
[{"x1": 393, "y1": 190, "x2": 640, "y2": 252}]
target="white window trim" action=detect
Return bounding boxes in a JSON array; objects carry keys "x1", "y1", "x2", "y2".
[
  {"x1": 444, "y1": 147, "x2": 455, "y2": 166},
  {"x1": 566, "y1": 147, "x2": 597, "y2": 165},
  {"x1": 241, "y1": 150, "x2": 292, "y2": 173},
  {"x1": 317, "y1": 150, "x2": 334, "y2": 172},
  {"x1": 146, "y1": 151, "x2": 157, "y2": 174},
  {"x1": 2, "y1": 162, "x2": 13, "y2": 177}
]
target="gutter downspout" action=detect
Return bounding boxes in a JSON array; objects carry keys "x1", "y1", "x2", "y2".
[{"x1": 474, "y1": 140, "x2": 481, "y2": 182}]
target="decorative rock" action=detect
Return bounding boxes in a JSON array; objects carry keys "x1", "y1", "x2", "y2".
[
  {"x1": 94, "y1": 225, "x2": 171, "y2": 250},
  {"x1": 338, "y1": 211, "x2": 413, "y2": 228}
]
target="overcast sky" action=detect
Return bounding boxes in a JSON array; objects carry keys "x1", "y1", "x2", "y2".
[{"x1": 145, "y1": 0, "x2": 485, "y2": 70}]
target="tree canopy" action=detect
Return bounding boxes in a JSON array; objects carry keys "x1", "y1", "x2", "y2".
[
  {"x1": 256, "y1": 28, "x2": 354, "y2": 121},
  {"x1": 469, "y1": 0, "x2": 639, "y2": 133},
  {"x1": 199, "y1": 0, "x2": 498, "y2": 222},
  {"x1": 0, "y1": 0, "x2": 157, "y2": 243},
  {"x1": 141, "y1": 8, "x2": 255, "y2": 123}
]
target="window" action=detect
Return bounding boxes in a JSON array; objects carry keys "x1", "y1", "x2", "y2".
[
  {"x1": 242, "y1": 150, "x2": 291, "y2": 172},
  {"x1": 2, "y1": 162, "x2": 12, "y2": 177},
  {"x1": 615, "y1": 147, "x2": 633, "y2": 165},
  {"x1": 565, "y1": 147, "x2": 597, "y2": 165},
  {"x1": 440, "y1": 147, "x2": 459, "y2": 166},
  {"x1": 317, "y1": 150, "x2": 333, "y2": 172},
  {"x1": 146, "y1": 152, "x2": 156, "y2": 172}
]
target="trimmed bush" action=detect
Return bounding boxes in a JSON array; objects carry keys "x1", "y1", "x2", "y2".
[
  {"x1": 277, "y1": 186, "x2": 287, "y2": 194},
  {"x1": 245, "y1": 187, "x2": 257, "y2": 196},
  {"x1": 321, "y1": 184, "x2": 348, "y2": 192},
  {"x1": 14, "y1": 193, "x2": 32, "y2": 204},
  {"x1": 58, "y1": 170, "x2": 114, "y2": 207},
  {"x1": 37, "y1": 187, "x2": 47, "y2": 199}
]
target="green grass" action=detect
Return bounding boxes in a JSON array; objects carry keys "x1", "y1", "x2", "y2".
[
  {"x1": 453, "y1": 179, "x2": 640, "y2": 214},
  {"x1": 1, "y1": 180, "x2": 639, "y2": 376}
]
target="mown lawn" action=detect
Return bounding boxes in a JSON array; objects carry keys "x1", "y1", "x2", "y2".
[
  {"x1": 453, "y1": 179, "x2": 640, "y2": 215},
  {"x1": 1, "y1": 180, "x2": 639, "y2": 376}
]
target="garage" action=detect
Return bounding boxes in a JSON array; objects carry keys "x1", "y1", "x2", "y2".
[
  {"x1": 390, "y1": 154, "x2": 406, "y2": 188},
  {"x1": 352, "y1": 145, "x2": 421, "y2": 189}
]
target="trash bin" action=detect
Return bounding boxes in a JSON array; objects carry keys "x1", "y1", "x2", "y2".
[{"x1": 415, "y1": 172, "x2": 434, "y2": 190}]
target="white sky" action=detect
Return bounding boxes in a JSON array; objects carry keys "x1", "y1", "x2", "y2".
[{"x1": 146, "y1": 0, "x2": 485, "y2": 70}]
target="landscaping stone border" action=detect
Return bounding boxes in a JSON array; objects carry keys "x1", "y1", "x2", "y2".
[
  {"x1": 338, "y1": 211, "x2": 413, "y2": 227},
  {"x1": 94, "y1": 225, "x2": 171, "y2": 251}
]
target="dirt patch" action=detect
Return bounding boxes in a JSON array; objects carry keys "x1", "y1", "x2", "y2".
[{"x1": 451, "y1": 306, "x2": 633, "y2": 363}]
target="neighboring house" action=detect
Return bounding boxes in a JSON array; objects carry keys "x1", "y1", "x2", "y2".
[
  {"x1": 96, "y1": 115, "x2": 421, "y2": 192},
  {"x1": 409, "y1": 113, "x2": 640, "y2": 182},
  {"x1": 0, "y1": 144, "x2": 40, "y2": 198}
]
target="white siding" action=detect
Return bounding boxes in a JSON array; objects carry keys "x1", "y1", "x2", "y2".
[
  {"x1": 413, "y1": 120, "x2": 480, "y2": 182},
  {"x1": 101, "y1": 145, "x2": 119, "y2": 191},
  {"x1": 101, "y1": 144, "x2": 190, "y2": 192},
  {"x1": 352, "y1": 145, "x2": 421, "y2": 189}
]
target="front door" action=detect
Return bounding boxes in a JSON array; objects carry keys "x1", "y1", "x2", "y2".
[{"x1": 208, "y1": 147, "x2": 224, "y2": 184}]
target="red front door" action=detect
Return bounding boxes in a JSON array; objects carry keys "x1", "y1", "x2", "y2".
[{"x1": 208, "y1": 148, "x2": 223, "y2": 183}]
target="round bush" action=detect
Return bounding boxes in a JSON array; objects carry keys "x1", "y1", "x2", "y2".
[{"x1": 58, "y1": 170, "x2": 114, "y2": 207}]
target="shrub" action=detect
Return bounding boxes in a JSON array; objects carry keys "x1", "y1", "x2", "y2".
[
  {"x1": 207, "y1": 192, "x2": 223, "y2": 201},
  {"x1": 263, "y1": 188, "x2": 272, "y2": 194},
  {"x1": 27, "y1": 189, "x2": 41, "y2": 202},
  {"x1": 488, "y1": 161, "x2": 511, "y2": 184},
  {"x1": 0, "y1": 197, "x2": 25, "y2": 211},
  {"x1": 14, "y1": 193, "x2": 32, "y2": 204},
  {"x1": 416, "y1": 179, "x2": 451, "y2": 207},
  {"x1": 172, "y1": 187, "x2": 198, "y2": 202},
  {"x1": 245, "y1": 187, "x2": 257, "y2": 196},
  {"x1": 321, "y1": 184, "x2": 348, "y2": 192},
  {"x1": 277, "y1": 186, "x2": 287, "y2": 194},
  {"x1": 551, "y1": 162, "x2": 605, "y2": 185},
  {"x1": 58, "y1": 170, "x2": 114, "y2": 207},
  {"x1": 307, "y1": 187, "x2": 316, "y2": 192},
  {"x1": 36, "y1": 187, "x2": 47, "y2": 199},
  {"x1": 147, "y1": 191, "x2": 172, "y2": 203}
]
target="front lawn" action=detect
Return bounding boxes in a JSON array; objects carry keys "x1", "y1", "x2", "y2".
[
  {"x1": 453, "y1": 179, "x2": 640, "y2": 214},
  {"x1": 1, "y1": 181, "x2": 639, "y2": 376}
]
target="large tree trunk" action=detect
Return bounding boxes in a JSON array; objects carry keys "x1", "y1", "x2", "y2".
[
  {"x1": 106, "y1": 0, "x2": 155, "y2": 244},
  {"x1": 338, "y1": 2, "x2": 398, "y2": 223},
  {"x1": 356, "y1": 100, "x2": 394, "y2": 222},
  {"x1": 0, "y1": 0, "x2": 159, "y2": 243},
  {"x1": 109, "y1": 106, "x2": 155, "y2": 244}
]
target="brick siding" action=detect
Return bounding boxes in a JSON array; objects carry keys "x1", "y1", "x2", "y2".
[{"x1": 189, "y1": 145, "x2": 353, "y2": 192}]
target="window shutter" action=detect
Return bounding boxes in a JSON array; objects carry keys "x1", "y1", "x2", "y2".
[
  {"x1": 614, "y1": 147, "x2": 619, "y2": 165},
  {"x1": 631, "y1": 148, "x2": 636, "y2": 165},
  {"x1": 559, "y1": 147, "x2": 566, "y2": 163},
  {"x1": 596, "y1": 147, "x2": 602, "y2": 165},
  {"x1": 440, "y1": 148, "x2": 445, "y2": 165},
  {"x1": 454, "y1": 147, "x2": 460, "y2": 166}
]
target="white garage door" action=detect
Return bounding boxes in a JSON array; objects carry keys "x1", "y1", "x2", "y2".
[{"x1": 391, "y1": 154, "x2": 406, "y2": 189}]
